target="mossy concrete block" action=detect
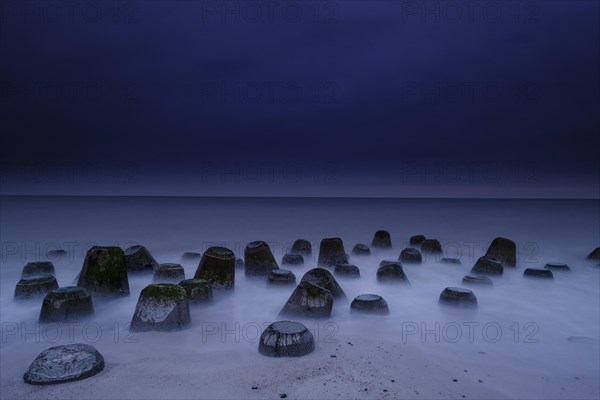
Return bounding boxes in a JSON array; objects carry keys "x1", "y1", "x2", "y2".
[
  {"x1": 77, "y1": 246, "x2": 129, "y2": 297},
  {"x1": 130, "y1": 284, "x2": 191, "y2": 332}
]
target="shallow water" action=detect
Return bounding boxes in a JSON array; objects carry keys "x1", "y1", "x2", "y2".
[{"x1": 1, "y1": 196, "x2": 599, "y2": 398}]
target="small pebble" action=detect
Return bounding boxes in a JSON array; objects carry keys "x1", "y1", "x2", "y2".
[
  {"x1": 452, "y1": 379, "x2": 458, "y2": 382},
  {"x1": 330, "y1": 355, "x2": 337, "y2": 358},
  {"x1": 383, "y1": 389, "x2": 388, "y2": 392},
  {"x1": 478, "y1": 379, "x2": 483, "y2": 383},
  {"x1": 280, "y1": 395, "x2": 287, "y2": 399},
  {"x1": 391, "y1": 379, "x2": 395, "y2": 382},
  {"x1": 251, "y1": 386, "x2": 258, "y2": 390}
]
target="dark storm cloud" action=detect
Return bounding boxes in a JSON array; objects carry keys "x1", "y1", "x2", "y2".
[{"x1": 0, "y1": 0, "x2": 598, "y2": 197}]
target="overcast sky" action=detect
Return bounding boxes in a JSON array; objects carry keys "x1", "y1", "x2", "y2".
[{"x1": 1, "y1": 1, "x2": 598, "y2": 197}]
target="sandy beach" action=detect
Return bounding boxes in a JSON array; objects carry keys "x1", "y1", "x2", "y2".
[
  {"x1": 2, "y1": 310, "x2": 598, "y2": 400},
  {"x1": 1, "y1": 197, "x2": 599, "y2": 399},
  {"x1": 0, "y1": 331, "x2": 509, "y2": 399}
]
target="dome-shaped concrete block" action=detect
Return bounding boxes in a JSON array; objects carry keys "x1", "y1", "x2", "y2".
[
  {"x1": 379, "y1": 260, "x2": 397, "y2": 267},
  {"x1": 39, "y1": 287, "x2": 94, "y2": 323},
  {"x1": 334, "y1": 264, "x2": 360, "y2": 278},
  {"x1": 376, "y1": 262, "x2": 410, "y2": 284},
  {"x1": 485, "y1": 237, "x2": 516, "y2": 266},
  {"x1": 471, "y1": 256, "x2": 503, "y2": 276},
  {"x1": 462, "y1": 274, "x2": 493, "y2": 286},
  {"x1": 350, "y1": 294, "x2": 389, "y2": 315},
  {"x1": 290, "y1": 239, "x2": 312, "y2": 257},
  {"x1": 194, "y1": 246, "x2": 235, "y2": 290},
  {"x1": 258, "y1": 321, "x2": 315, "y2": 357},
  {"x1": 351, "y1": 244, "x2": 370, "y2": 256},
  {"x1": 524, "y1": 268, "x2": 554, "y2": 279},
  {"x1": 438, "y1": 287, "x2": 478, "y2": 308},
  {"x1": 21, "y1": 262, "x2": 55, "y2": 278},
  {"x1": 399, "y1": 248, "x2": 422, "y2": 264},
  {"x1": 15, "y1": 275, "x2": 58, "y2": 299},
  {"x1": 267, "y1": 269, "x2": 297, "y2": 286},
  {"x1": 421, "y1": 239, "x2": 442, "y2": 254},
  {"x1": 544, "y1": 263, "x2": 570, "y2": 271},
  {"x1": 409, "y1": 235, "x2": 426, "y2": 246},
  {"x1": 317, "y1": 238, "x2": 349, "y2": 267},
  {"x1": 153, "y1": 263, "x2": 185, "y2": 283},
  {"x1": 244, "y1": 241, "x2": 279, "y2": 277},
  {"x1": 371, "y1": 230, "x2": 392, "y2": 249}
]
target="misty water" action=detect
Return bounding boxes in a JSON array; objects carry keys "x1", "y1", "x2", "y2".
[{"x1": 1, "y1": 196, "x2": 599, "y2": 398}]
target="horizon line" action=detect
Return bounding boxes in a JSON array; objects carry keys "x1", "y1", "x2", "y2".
[{"x1": 1, "y1": 194, "x2": 599, "y2": 201}]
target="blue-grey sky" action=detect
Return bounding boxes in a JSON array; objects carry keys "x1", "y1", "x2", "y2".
[{"x1": 0, "y1": 1, "x2": 598, "y2": 197}]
